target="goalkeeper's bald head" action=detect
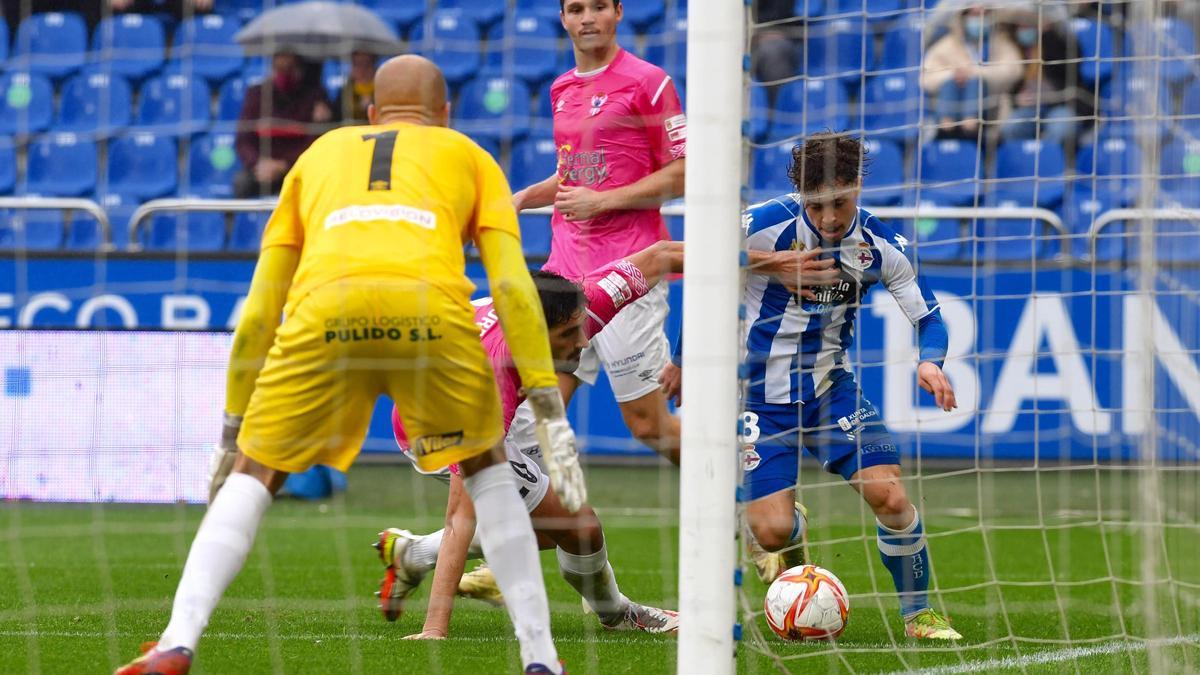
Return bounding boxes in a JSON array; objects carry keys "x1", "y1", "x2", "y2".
[{"x1": 369, "y1": 54, "x2": 449, "y2": 127}]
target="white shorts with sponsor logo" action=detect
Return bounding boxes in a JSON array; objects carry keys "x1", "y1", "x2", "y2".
[
  {"x1": 573, "y1": 282, "x2": 671, "y2": 403},
  {"x1": 400, "y1": 412, "x2": 549, "y2": 513}
]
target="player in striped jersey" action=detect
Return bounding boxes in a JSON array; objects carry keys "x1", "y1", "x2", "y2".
[{"x1": 669, "y1": 133, "x2": 963, "y2": 640}]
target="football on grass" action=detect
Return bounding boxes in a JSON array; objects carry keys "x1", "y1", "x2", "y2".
[{"x1": 764, "y1": 564, "x2": 850, "y2": 641}]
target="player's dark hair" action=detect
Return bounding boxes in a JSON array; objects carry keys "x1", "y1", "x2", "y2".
[
  {"x1": 531, "y1": 270, "x2": 587, "y2": 328},
  {"x1": 788, "y1": 131, "x2": 868, "y2": 193},
  {"x1": 560, "y1": 0, "x2": 621, "y2": 9}
]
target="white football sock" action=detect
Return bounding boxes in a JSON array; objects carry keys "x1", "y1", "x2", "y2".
[
  {"x1": 557, "y1": 544, "x2": 628, "y2": 624},
  {"x1": 403, "y1": 528, "x2": 485, "y2": 574},
  {"x1": 464, "y1": 463, "x2": 558, "y2": 670},
  {"x1": 158, "y1": 473, "x2": 272, "y2": 652}
]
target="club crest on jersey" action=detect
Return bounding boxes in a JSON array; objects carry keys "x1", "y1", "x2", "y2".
[
  {"x1": 843, "y1": 243, "x2": 874, "y2": 271},
  {"x1": 589, "y1": 92, "x2": 607, "y2": 116},
  {"x1": 742, "y1": 445, "x2": 761, "y2": 471}
]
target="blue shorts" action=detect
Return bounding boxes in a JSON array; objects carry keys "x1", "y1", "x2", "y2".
[{"x1": 739, "y1": 369, "x2": 900, "y2": 502}]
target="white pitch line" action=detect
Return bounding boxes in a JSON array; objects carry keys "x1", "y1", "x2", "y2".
[
  {"x1": 0, "y1": 629, "x2": 675, "y2": 647},
  {"x1": 896, "y1": 634, "x2": 1200, "y2": 674}
]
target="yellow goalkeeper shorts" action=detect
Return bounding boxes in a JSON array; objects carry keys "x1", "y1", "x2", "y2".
[{"x1": 238, "y1": 277, "x2": 503, "y2": 474}]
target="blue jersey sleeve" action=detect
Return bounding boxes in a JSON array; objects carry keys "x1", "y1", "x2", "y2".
[{"x1": 917, "y1": 309, "x2": 948, "y2": 368}]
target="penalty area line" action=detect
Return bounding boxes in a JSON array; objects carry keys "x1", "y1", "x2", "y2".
[{"x1": 897, "y1": 634, "x2": 1200, "y2": 674}]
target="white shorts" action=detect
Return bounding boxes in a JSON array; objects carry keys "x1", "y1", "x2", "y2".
[
  {"x1": 400, "y1": 408, "x2": 549, "y2": 513},
  {"x1": 573, "y1": 282, "x2": 671, "y2": 403}
]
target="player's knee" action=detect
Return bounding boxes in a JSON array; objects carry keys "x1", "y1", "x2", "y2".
[
  {"x1": 864, "y1": 483, "x2": 910, "y2": 518},
  {"x1": 749, "y1": 519, "x2": 791, "y2": 552}
]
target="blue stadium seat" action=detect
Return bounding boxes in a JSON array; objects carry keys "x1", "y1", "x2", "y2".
[
  {"x1": 1177, "y1": 81, "x2": 1200, "y2": 139},
  {"x1": 169, "y1": 14, "x2": 243, "y2": 84},
  {"x1": 804, "y1": 17, "x2": 874, "y2": 87},
  {"x1": 485, "y1": 12, "x2": 563, "y2": 88},
  {"x1": 510, "y1": 134, "x2": 558, "y2": 194},
  {"x1": 0, "y1": 18, "x2": 7, "y2": 64},
  {"x1": 56, "y1": 72, "x2": 134, "y2": 136},
  {"x1": 144, "y1": 212, "x2": 227, "y2": 251},
  {"x1": 666, "y1": 213, "x2": 683, "y2": 240},
  {"x1": 1075, "y1": 135, "x2": 1141, "y2": 207},
  {"x1": 616, "y1": 20, "x2": 641, "y2": 57},
  {"x1": 750, "y1": 143, "x2": 796, "y2": 201},
  {"x1": 534, "y1": 87, "x2": 555, "y2": 131},
  {"x1": 519, "y1": 214, "x2": 552, "y2": 256},
  {"x1": 904, "y1": 215, "x2": 962, "y2": 261},
  {"x1": 455, "y1": 75, "x2": 532, "y2": 143},
  {"x1": 135, "y1": 73, "x2": 212, "y2": 135},
  {"x1": 913, "y1": 138, "x2": 983, "y2": 206},
  {"x1": 834, "y1": 0, "x2": 904, "y2": 24},
  {"x1": 860, "y1": 72, "x2": 921, "y2": 143},
  {"x1": 768, "y1": 78, "x2": 849, "y2": 143},
  {"x1": 1154, "y1": 220, "x2": 1200, "y2": 263},
  {"x1": 92, "y1": 14, "x2": 166, "y2": 83},
  {"x1": 792, "y1": 0, "x2": 826, "y2": 18},
  {"x1": 974, "y1": 193, "x2": 1049, "y2": 261},
  {"x1": 1160, "y1": 139, "x2": 1200, "y2": 207},
  {"x1": 623, "y1": 0, "x2": 666, "y2": 31},
  {"x1": 861, "y1": 138, "x2": 905, "y2": 206},
  {"x1": 439, "y1": 0, "x2": 507, "y2": 31},
  {"x1": 878, "y1": 14, "x2": 927, "y2": 75},
  {"x1": 644, "y1": 6, "x2": 687, "y2": 83},
  {"x1": 1128, "y1": 18, "x2": 1197, "y2": 86},
  {"x1": 93, "y1": 193, "x2": 136, "y2": 249},
  {"x1": 0, "y1": 73, "x2": 54, "y2": 135},
  {"x1": 229, "y1": 211, "x2": 268, "y2": 251},
  {"x1": 748, "y1": 84, "x2": 771, "y2": 143},
  {"x1": 107, "y1": 133, "x2": 178, "y2": 201},
  {"x1": 0, "y1": 209, "x2": 64, "y2": 250},
  {"x1": 409, "y1": 11, "x2": 482, "y2": 88},
  {"x1": 1071, "y1": 16, "x2": 1114, "y2": 86},
  {"x1": 0, "y1": 137, "x2": 14, "y2": 195},
  {"x1": 1065, "y1": 184, "x2": 1123, "y2": 261},
  {"x1": 187, "y1": 132, "x2": 240, "y2": 198},
  {"x1": 993, "y1": 139, "x2": 1066, "y2": 209},
  {"x1": 11, "y1": 12, "x2": 88, "y2": 81},
  {"x1": 360, "y1": 0, "x2": 425, "y2": 38},
  {"x1": 25, "y1": 133, "x2": 98, "y2": 197},
  {"x1": 217, "y1": 76, "x2": 251, "y2": 124}
]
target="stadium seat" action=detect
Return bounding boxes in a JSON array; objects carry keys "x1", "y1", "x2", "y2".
[
  {"x1": 792, "y1": 0, "x2": 826, "y2": 19},
  {"x1": 1128, "y1": 18, "x2": 1197, "y2": 86},
  {"x1": 1065, "y1": 183, "x2": 1123, "y2": 261},
  {"x1": 903, "y1": 215, "x2": 962, "y2": 261},
  {"x1": 143, "y1": 211, "x2": 227, "y2": 251},
  {"x1": 0, "y1": 137, "x2": 14, "y2": 195},
  {"x1": 834, "y1": 0, "x2": 904, "y2": 24},
  {"x1": 1071, "y1": 16, "x2": 1114, "y2": 86},
  {"x1": 186, "y1": 132, "x2": 240, "y2": 199},
  {"x1": 804, "y1": 17, "x2": 874, "y2": 88},
  {"x1": 24, "y1": 133, "x2": 98, "y2": 197},
  {"x1": 877, "y1": 14, "x2": 926, "y2": 75},
  {"x1": 510, "y1": 134, "x2": 558, "y2": 194},
  {"x1": 1177, "y1": 81, "x2": 1200, "y2": 139},
  {"x1": 0, "y1": 72, "x2": 54, "y2": 136},
  {"x1": 485, "y1": 12, "x2": 563, "y2": 88},
  {"x1": 644, "y1": 6, "x2": 687, "y2": 82},
  {"x1": 11, "y1": 12, "x2": 88, "y2": 81},
  {"x1": 622, "y1": 0, "x2": 666, "y2": 30},
  {"x1": 748, "y1": 84, "x2": 771, "y2": 143},
  {"x1": 860, "y1": 72, "x2": 921, "y2": 143},
  {"x1": 860, "y1": 139, "x2": 905, "y2": 206},
  {"x1": 135, "y1": 73, "x2": 212, "y2": 136},
  {"x1": 1075, "y1": 135, "x2": 1141, "y2": 207},
  {"x1": 438, "y1": 0, "x2": 507, "y2": 31},
  {"x1": 455, "y1": 75, "x2": 532, "y2": 143},
  {"x1": 91, "y1": 14, "x2": 166, "y2": 83},
  {"x1": 974, "y1": 193, "x2": 1048, "y2": 261},
  {"x1": 409, "y1": 11, "x2": 482, "y2": 88},
  {"x1": 993, "y1": 139, "x2": 1066, "y2": 209},
  {"x1": 360, "y1": 0, "x2": 425, "y2": 38},
  {"x1": 913, "y1": 139, "x2": 983, "y2": 206},
  {"x1": 0, "y1": 17, "x2": 7, "y2": 64},
  {"x1": 107, "y1": 133, "x2": 178, "y2": 201},
  {"x1": 768, "y1": 78, "x2": 849, "y2": 143},
  {"x1": 1154, "y1": 219, "x2": 1200, "y2": 263},
  {"x1": 229, "y1": 210, "x2": 269, "y2": 251},
  {"x1": 216, "y1": 76, "x2": 251, "y2": 124},
  {"x1": 56, "y1": 72, "x2": 134, "y2": 136},
  {"x1": 519, "y1": 214, "x2": 552, "y2": 257},
  {"x1": 169, "y1": 14, "x2": 243, "y2": 85},
  {"x1": 750, "y1": 143, "x2": 796, "y2": 201},
  {"x1": 616, "y1": 21, "x2": 641, "y2": 57},
  {"x1": 0, "y1": 209, "x2": 64, "y2": 250},
  {"x1": 1160, "y1": 139, "x2": 1200, "y2": 207}
]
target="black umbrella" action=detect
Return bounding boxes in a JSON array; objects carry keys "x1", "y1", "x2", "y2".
[{"x1": 235, "y1": 1, "x2": 403, "y2": 59}]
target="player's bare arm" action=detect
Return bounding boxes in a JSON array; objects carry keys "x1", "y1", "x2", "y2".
[
  {"x1": 555, "y1": 158, "x2": 684, "y2": 222},
  {"x1": 514, "y1": 173, "x2": 561, "y2": 212},
  {"x1": 407, "y1": 474, "x2": 475, "y2": 640}
]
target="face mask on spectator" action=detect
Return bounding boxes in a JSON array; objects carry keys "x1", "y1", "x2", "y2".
[
  {"x1": 1017, "y1": 27, "x2": 1038, "y2": 47},
  {"x1": 963, "y1": 16, "x2": 987, "y2": 41},
  {"x1": 274, "y1": 70, "x2": 300, "y2": 93}
]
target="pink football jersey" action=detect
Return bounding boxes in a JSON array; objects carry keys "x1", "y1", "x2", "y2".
[
  {"x1": 544, "y1": 48, "x2": 686, "y2": 279},
  {"x1": 392, "y1": 259, "x2": 652, "y2": 448}
]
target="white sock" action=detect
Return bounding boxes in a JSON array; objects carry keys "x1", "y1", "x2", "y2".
[
  {"x1": 464, "y1": 463, "x2": 558, "y2": 670},
  {"x1": 158, "y1": 473, "x2": 272, "y2": 652},
  {"x1": 557, "y1": 544, "x2": 628, "y2": 624},
  {"x1": 403, "y1": 528, "x2": 485, "y2": 574}
]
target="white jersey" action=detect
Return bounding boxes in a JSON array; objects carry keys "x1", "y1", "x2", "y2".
[{"x1": 742, "y1": 195, "x2": 940, "y2": 405}]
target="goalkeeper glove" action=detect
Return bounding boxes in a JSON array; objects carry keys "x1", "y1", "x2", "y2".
[
  {"x1": 526, "y1": 386, "x2": 587, "y2": 513},
  {"x1": 207, "y1": 412, "x2": 241, "y2": 504}
]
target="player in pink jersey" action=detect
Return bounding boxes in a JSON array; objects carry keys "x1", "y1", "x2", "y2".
[{"x1": 513, "y1": 0, "x2": 686, "y2": 462}]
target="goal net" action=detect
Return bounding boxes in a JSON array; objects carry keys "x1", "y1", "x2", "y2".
[{"x1": 722, "y1": 0, "x2": 1200, "y2": 671}]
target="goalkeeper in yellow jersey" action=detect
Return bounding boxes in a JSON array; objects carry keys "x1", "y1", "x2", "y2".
[{"x1": 116, "y1": 55, "x2": 583, "y2": 675}]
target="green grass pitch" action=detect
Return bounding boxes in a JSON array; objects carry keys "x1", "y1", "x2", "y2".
[{"x1": 3, "y1": 465, "x2": 1198, "y2": 673}]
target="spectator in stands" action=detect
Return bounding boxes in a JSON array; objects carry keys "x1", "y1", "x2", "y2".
[
  {"x1": 997, "y1": 11, "x2": 1092, "y2": 150},
  {"x1": 234, "y1": 51, "x2": 334, "y2": 198},
  {"x1": 338, "y1": 51, "x2": 377, "y2": 124},
  {"x1": 108, "y1": 0, "x2": 213, "y2": 21},
  {"x1": 751, "y1": 0, "x2": 802, "y2": 98},
  {"x1": 921, "y1": 6, "x2": 1023, "y2": 139}
]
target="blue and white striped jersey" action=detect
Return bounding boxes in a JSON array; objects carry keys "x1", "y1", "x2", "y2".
[{"x1": 742, "y1": 194, "x2": 941, "y2": 405}]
